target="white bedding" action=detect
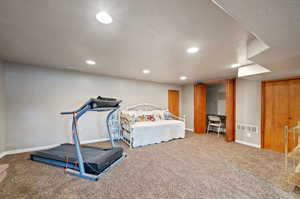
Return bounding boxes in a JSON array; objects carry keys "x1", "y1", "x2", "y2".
[{"x1": 130, "y1": 120, "x2": 185, "y2": 148}]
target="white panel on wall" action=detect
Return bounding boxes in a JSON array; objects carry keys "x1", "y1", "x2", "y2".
[
  {"x1": 217, "y1": 100, "x2": 225, "y2": 115},
  {"x1": 182, "y1": 85, "x2": 194, "y2": 130},
  {"x1": 236, "y1": 79, "x2": 261, "y2": 147},
  {"x1": 236, "y1": 123, "x2": 260, "y2": 147},
  {"x1": 206, "y1": 83, "x2": 226, "y2": 115},
  {"x1": 4, "y1": 62, "x2": 182, "y2": 151}
]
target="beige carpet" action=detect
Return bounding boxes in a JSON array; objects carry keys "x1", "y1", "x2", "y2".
[{"x1": 0, "y1": 132, "x2": 298, "y2": 199}]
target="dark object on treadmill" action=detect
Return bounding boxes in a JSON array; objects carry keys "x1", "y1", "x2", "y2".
[
  {"x1": 90, "y1": 97, "x2": 122, "y2": 108},
  {"x1": 97, "y1": 96, "x2": 117, "y2": 101}
]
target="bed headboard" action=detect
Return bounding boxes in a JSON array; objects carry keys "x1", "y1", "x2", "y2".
[{"x1": 122, "y1": 103, "x2": 167, "y2": 111}]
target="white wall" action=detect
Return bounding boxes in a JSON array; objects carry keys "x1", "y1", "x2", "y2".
[
  {"x1": 206, "y1": 83, "x2": 226, "y2": 115},
  {"x1": 182, "y1": 85, "x2": 194, "y2": 130},
  {"x1": 182, "y1": 83, "x2": 226, "y2": 131},
  {"x1": 0, "y1": 60, "x2": 6, "y2": 153},
  {"x1": 182, "y1": 80, "x2": 262, "y2": 148},
  {"x1": 236, "y1": 79, "x2": 261, "y2": 146},
  {"x1": 4, "y1": 62, "x2": 183, "y2": 151}
]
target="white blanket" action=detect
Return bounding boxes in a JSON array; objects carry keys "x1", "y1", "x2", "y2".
[{"x1": 131, "y1": 120, "x2": 185, "y2": 148}]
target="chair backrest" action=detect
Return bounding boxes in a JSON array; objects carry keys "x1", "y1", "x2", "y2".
[{"x1": 208, "y1": 115, "x2": 221, "y2": 122}]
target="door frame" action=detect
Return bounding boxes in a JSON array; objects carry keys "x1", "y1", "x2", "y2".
[
  {"x1": 168, "y1": 89, "x2": 180, "y2": 116},
  {"x1": 225, "y1": 79, "x2": 236, "y2": 142},
  {"x1": 261, "y1": 76, "x2": 300, "y2": 148},
  {"x1": 194, "y1": 78, "x2": 236, "y2": 141},
  {"x1": 194, "y1": 84, "x2": 207, "y2": 133}
]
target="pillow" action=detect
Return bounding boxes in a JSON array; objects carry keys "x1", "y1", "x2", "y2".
[
  {"x1": 145, "y1": 114, "x2": 155, "y2": 121},
  {"x1": 121, "y1": 109, "x2": 167, "y2": 123},
  {"x1": 121, "y1": 110, "x2": 136, "y2": 116},
  {"x1": 120, "y1": 114, "x2": 135, "y2": 124},
  {"x1": 164, "y1": 111, "x2": 173, "y2": 120},
  {"x1": 152, "y1": 110, "x2": 165, "y2": 121},
  {"x1": 134, "y1": 110, "x2": 146, "y2": 122},
  {"x1": 120, "y1": 111, "x2": 136, "y2": 124},
  {"x1": 136, "y1": 115, "x2": 146, "y2": 122}
]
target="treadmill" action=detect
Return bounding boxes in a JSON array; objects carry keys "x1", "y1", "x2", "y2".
[{"x1": 30, "y1": 97, "x2": 126, "y2": 181}]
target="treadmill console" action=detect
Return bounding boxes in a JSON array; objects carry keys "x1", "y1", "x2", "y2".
[{"x1": 90, "y1": 96, "x2": 122, "y2": 108}]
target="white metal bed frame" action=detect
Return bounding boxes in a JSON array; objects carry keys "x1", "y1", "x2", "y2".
[{"x1": 119, "y1": 103, "x2": 185, "y2": 148}]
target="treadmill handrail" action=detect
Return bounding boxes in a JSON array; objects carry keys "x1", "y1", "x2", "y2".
[
  {"x1": 61, "y1": 111, "x2": 75, "y2": 115},
  {"x1": 61, "y1": 99, "x2": 94, "y2": 115},
  {"x1": 61, "y1": 99, "x2": 120, "y2": 115},
  {"x1": 61, "y1": 106, "x2": 120, "y2": 115}
]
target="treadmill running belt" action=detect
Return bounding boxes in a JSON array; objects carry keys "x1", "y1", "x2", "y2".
[{"x1": 30, "y1": 144, "x2": 123, "y2": 175}]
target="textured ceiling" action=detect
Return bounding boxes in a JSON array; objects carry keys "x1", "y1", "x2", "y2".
[
  {"x1": 213, "y1": 0, "x2": 300, "y2": 80},
  {"x1": 0, "y1": 0, "x2": 248, "y2": 85}
]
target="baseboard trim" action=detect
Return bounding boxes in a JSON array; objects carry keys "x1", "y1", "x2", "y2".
[
  {"x1": 2, "y1": 144, "x2": 61, "y2": 158},
  {"x1": 185, "y1": 128, "x2": 194, "y2": 132},
  {"x1": 0, "y1": 138, "x2": 110, "y2": 159},
  {"x1": 0, "y1": 152, "x2": 5, "y2": 159},
  {"x1": 80, "y1": 138, "x2": 109, "y2": 144},
  {"x1": 235, "y1": 140, "x2": 261, "y2": 148}
]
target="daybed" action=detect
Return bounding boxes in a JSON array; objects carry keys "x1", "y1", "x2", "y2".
[{"x1": 119, "y1": 103, "x2": 185, "y2": 148}]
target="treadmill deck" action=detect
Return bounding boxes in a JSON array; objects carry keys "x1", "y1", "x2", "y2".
[{"x1": 31, "y1": 144, "x2": 124, "y2": 175}]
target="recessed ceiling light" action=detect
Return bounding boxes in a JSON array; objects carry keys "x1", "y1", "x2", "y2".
[
  {"x1": 85, "y1": 60, "x2": 96, "y2": 65},
  {"x1": 180, "y1": 76, "x2": 187, "y2": 80},
  {"x1": 96, "y1": 11, "x2": 113, "y2": 24},
  {"x1": 142, "y1": 69, "x2": 151, "y2": 74},
  {"x1": 231, "y1": 63, "x2": 241, "y2": 68},
  {"x1": 186, "y1": 47, "x2": 199, "y2": 54}
]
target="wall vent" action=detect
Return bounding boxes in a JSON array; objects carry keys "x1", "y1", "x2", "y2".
[{"x1": 236, "y1": 123, "x2": 259, "y2": 137}]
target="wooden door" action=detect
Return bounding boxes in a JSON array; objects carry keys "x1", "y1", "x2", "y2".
[
  {"x1": 262, "y1": 80, "x2": 298, "y2": 152},
  {"x1": 263, "y1": 82, "x2": 275, "y2": 150},
  {"x1": 289, "y1": 79, "x2": 300, "y2": 127},
  {"x1": 288, "y1": 79, "x2": 300, "y2": 151},
  {"x1": 194, "y1": 84, "x2": 206, "y2": 133},
  {"x1": 225, "y1": 79, "x2": 236, "y2": 142},
  {"x1": 264, "y1": 81, "x2": 289, "y2": 152},
  {"x1": 168, "y1": 90, "x2": 179, "y2": 116}
]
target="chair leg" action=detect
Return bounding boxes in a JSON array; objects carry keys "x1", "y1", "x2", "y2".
[
  {"x1": 206, "y1": 125, "x2": 209, "y2": 134},
  {"x1": 217, "y1": 126, "x2": 221, "y2": 137}
]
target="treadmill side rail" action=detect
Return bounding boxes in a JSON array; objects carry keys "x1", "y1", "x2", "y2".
[{"x1": 65, "y1": 154, "x2": 127, "y2": 181}]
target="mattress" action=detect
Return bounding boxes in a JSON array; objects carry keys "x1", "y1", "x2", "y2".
[{"x1": 131, "y1": 120, "x2": 185, "y2": 147}]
